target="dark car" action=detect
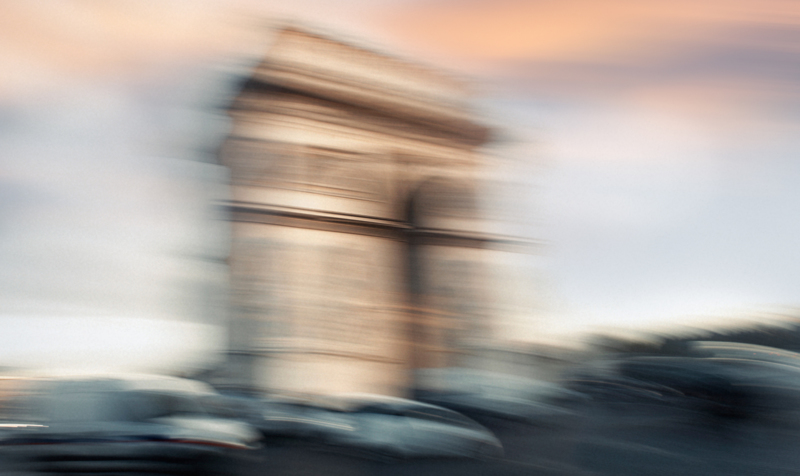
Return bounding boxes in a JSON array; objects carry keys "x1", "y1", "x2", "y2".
[
  {"x1": 0, "y1": 375, "x2": 261, "y2": 475},
  {"x1": 259, "y1": 396, "x2": 356, "y2": 441},
  {"x1": 564, "y1": 348, "x2": 800, "y2": 421},
  {"x1": 561, "y1": 358, "x2": 687, "y2": 408},
  {"x1": 687, "y1": 341, "x2": 800, "y2": 366},
  {"x1": 204, "y1": 393, "x2": 356, "y2": 441},
  {"x1": 242, "y1": 392, "x2": 502, "y2": 460},
  {"x1": 415, "y1": 368, "x2": 587, "y2": 424},
  {"x1": 699, "y1": 357, "x2": 800, "y2": 418},
  {"x1": 615, "y1": 356, "x2": 750, "y2": 417},
  {"x1": 318, "y1": 393, "x2": 504, "y2": 461}
]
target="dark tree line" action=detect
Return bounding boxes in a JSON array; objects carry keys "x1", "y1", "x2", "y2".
[{"x1": 590, "y1": 319, "x2": 800, "y2": 356}]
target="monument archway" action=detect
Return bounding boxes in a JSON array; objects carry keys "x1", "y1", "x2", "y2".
[{"x1": 218, "y1": 24, "x2": 493, "y2": 396}]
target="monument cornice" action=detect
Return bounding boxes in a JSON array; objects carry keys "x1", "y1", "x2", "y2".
[
  {"x1": 239, "y1": 68, "x2": 490, "y2": 146},
  {"x1": 225, "y1": 201, "x2": 536, "y2": 250},
  {"x1": 231, "y1": 87, "x2": 483, "y2": 149}
]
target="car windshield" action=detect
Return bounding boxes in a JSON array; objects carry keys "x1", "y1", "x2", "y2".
[
  {"x1": 22, "y1": 384, "x2": 208, "y2": 423},
  {"x1": 41, "y1": 391, "x2": 129, "y2": 422},
  {"x1": 128, "y1": 391, "x2": 208, "y2": 420}
]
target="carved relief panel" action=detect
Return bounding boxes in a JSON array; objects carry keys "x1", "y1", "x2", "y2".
[
  {"x1": 230, "y1": 235, "x2": 394, "y2": 359},
  {"x1": 229, "y1": 238, "x2": 293, "y2": 348},
  {"x1": 425, "y1": 256, "x2": 487, "y2": 356},
  {"x1": 222, "y1": 139, "x2": 388, "y2": 203}
]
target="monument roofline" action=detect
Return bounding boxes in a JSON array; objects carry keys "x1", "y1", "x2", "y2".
[
  {"x1": 238, "y1": 23, "x2": 491, "y2": 145},
  {"x1": 263, "y1": 21, "x2": 476, "y2": 95},
  {"x1": 231, "y1": 82, "x2": 490, "y2": 146}
]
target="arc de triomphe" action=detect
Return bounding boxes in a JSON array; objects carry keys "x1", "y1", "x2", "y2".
[{"x1": 219, "y1": 25, "x2": 497, "y2": 396}]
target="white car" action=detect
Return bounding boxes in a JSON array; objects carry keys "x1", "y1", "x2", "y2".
[{"x1": 0, "y1": 375, "x2": 261, "y2": 475}]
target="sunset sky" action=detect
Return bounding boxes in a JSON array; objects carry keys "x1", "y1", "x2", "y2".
[{"x1": 2, "y1": 0, "x2": 800, "y2": 369}]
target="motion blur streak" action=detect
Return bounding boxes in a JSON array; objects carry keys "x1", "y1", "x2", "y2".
[{"x1": 4, "y1": 1, "x2": 800, "y2": 476}]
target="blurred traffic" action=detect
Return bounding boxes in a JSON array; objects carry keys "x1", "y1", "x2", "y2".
[
  {"x1": 5, "y1": 1, "x2": 800, "y2": 475},
  {"x1": 0, "y1": 375, "x2": 260, "y2": 475},
  {"x1": 7, "y1": 340, "x2": 800, "y2": 475}
]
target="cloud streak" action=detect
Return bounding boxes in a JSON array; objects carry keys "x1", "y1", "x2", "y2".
[{"x1": 378, "y1": 0, "x2": 800, "y2": 112}]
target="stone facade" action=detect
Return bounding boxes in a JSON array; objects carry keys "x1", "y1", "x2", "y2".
[{"x1": 219, "y1": 25, "x2": 495, "y2": 396}]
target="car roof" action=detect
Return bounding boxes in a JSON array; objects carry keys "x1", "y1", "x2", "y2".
[
  {"x1": 323, "y1": 393, "x2": 460, "y2": 414},
  {"x1": 689, "y1": 341, "x2": 800, "y2": 364},
  {"x1": 28, "y1": 374, "x2": 216, "y2": 396}
]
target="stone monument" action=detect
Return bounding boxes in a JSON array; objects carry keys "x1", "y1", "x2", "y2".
[{"x1": 219, "y1": 24, "x2": 495, "y2": 396}]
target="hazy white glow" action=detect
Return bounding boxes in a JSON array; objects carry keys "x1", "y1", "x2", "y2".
[
  {"x1": 0, "y1": 316, "x2": 225, "y2": 374},
  {"x1": 3, "y1": 0, "x2": 800, "y2": 359}
]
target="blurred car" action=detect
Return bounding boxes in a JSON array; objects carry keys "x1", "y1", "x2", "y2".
[
  {"x1": 563, "y1": 355, "x2": 750, "y2": 416},
  {"x1": 316, "y1": 393, "x2": 504, "y2": 461},
  {"x1": 687, "y1": 341, "x2": 800, "y2": 366},
  {"x1": 415, "y1": 368, "x2": 588, "y2": 424},
  {"x1": 697, "y1": 357, "x2": 800, "y2": 418},
  {"x1": 0, "y1": 375, "x2": 261, "y2": 475},
  {"x1": 563, "y1": 348, "x2": 800, "y2": 420},
  {"x1": 561, "y1": 370, "x2": 684, "y2": 407},
  {"x1": 202, "y1": 393, "x2": 355, "y2": 441},
  {"x1": 200, "y1": 393, "x2": 263, "y2": 421},
  {"x1": 615, "y1": 356, "x2": 750, "y2": 417},
  {"x1": 256, "y1": 395, "x2": 355, "y2": 441}
]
